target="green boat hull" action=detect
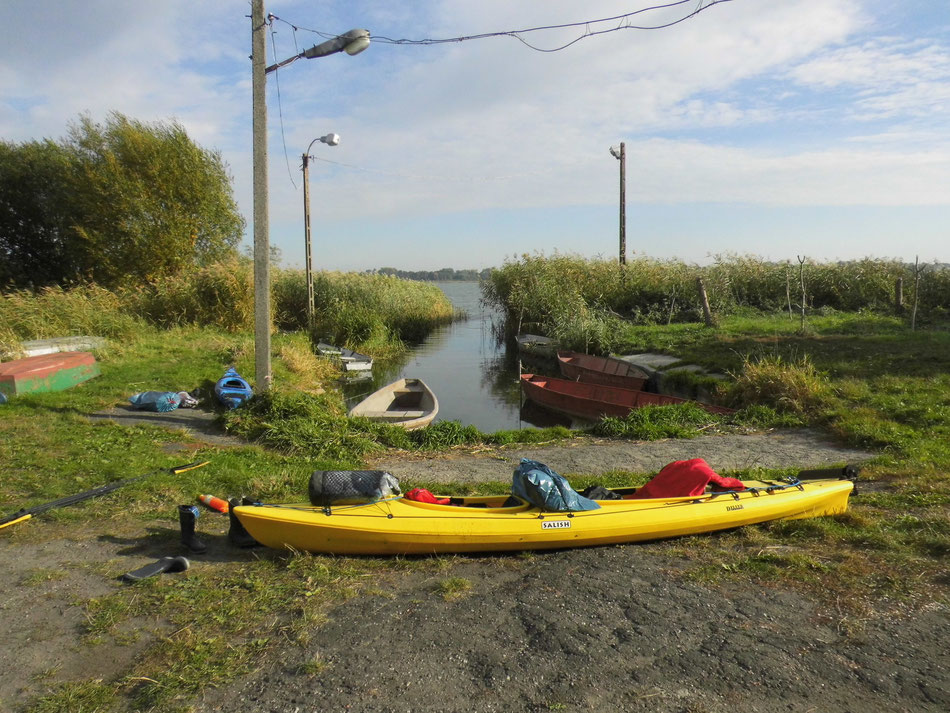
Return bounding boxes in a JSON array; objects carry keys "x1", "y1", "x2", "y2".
[{"x1": 0, "y1": 352, "x2": 100, "y2": 398}]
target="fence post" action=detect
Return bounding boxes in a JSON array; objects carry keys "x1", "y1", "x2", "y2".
[
  {"x1": 696, "y1": 277, "x2": 715, "y2": 327},
  {"x1": 895, "y1": 277, "x2": 904, "y2": 315}
]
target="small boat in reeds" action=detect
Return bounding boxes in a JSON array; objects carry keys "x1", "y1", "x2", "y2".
[
  {"x1": 557, "y1": 350, "x2": 650, "y2": 390},
  {"x1": 515, "y1": 333, "x2": 557, "y2": 359},
  {"x1": 316, "y1": 342, "x2": 373, "y2": 372},
  {"x1": 348, "y1": 378, "x2": 438, "y2": 430},
  {"x1": 520, "y1": 373, "x2": 735, "y2": 420}
]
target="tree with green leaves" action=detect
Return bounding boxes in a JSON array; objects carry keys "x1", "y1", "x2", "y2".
[{"x1": 0, "y1": 113, "x2": 244, "y2": 289}]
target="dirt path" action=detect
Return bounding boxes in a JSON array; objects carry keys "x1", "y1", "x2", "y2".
[{"x1": 367, "y1": 428, "x2": 874, "y2": 485}]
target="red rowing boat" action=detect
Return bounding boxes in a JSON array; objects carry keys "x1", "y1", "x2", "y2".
[
  {"x1": 520, "y1": 373, "x2": 735, "y2": 420},
  {"x1": 557, "y1": 350, "x2": 649, "y2": 390}
]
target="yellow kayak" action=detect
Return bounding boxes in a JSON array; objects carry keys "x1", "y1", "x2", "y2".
[{"x1": 233, "y1": 478, "x2": 854, "y2": 556}]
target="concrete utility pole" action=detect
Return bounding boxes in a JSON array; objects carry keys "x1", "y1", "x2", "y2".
[
  {"x1": 610, "y1": 142, "x2": 626, "y2": 266},
  {"x1": 249, "y1": 0, "x2": 368, "y2": 392},
  {"x1": 251, "y1": 0, "x2": 270, "y2": 392}
]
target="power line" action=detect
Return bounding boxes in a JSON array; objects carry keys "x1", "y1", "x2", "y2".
[
  {"x1": 268, "y1": 17, "x2": 298, "y2": 189},
  {"x1": 271, "y1": 0, "x2": 734, "y2": 54},
  {"x1": 305, "y1": 154, "x2": 553, "y2": 184}
]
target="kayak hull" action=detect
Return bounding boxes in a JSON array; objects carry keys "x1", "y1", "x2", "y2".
[{"x1": 234, "y1": 478, "x2": 854, "y2": 556}]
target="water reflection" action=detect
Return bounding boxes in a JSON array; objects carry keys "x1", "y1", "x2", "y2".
[{"x1": 339, "y1": 281, "x2": 570, "y2": 431}]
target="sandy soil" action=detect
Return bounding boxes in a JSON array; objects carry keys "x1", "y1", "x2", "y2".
[{"x1": 4, "y1": 429, "x2": 948, "y2": 713}]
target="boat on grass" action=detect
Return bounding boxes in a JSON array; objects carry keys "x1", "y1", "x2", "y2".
[
  {"x1": 215, "y1": 367, "x2": 253, "y2": 409},
  {"x1": 557, "y1": 350, "x2": 650, "y2": 390},
  {"x1": 348, "y1": 378, "x2": 438, "y2": 430},
  {"x1": 0, "y1": 352, "x2": 99, "y2": 398},
  {"x1": 233, "y1": 476, "x2": 854, "y2": 556},
  {"x1": 520, "y1": 373, "x2": 735, "y2": 419},
  {"x1": 316, "y1": 342, "x2": 373, "y2": 372}
]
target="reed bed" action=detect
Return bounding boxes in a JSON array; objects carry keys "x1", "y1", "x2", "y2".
[
  {"x1": 305, "y1": 270, "x2": 456, "y2": 350},
  {"x1": 484, "y1": 253, "x2": 950, "y2": 345}
]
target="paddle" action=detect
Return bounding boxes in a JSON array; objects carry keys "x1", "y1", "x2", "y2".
[{"x1": 0, "y1": 460, "x2": 210, "y2": 530}]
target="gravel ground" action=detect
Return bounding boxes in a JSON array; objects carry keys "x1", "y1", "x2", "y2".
[{"x1": 195, "y1": 546, "x2": 950, "y2": 713}]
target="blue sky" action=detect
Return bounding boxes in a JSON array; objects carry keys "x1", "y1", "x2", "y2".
[{"x1": 1, "y1": 1, "x2": 948, "y2": 271}]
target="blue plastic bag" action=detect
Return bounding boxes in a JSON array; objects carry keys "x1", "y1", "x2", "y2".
[
  {"x1": 511, "y1": 458, "x2": 600, "y2": 512},
  {"x1": 129, "y1": 391, "x2": 182, "y2": 412}
]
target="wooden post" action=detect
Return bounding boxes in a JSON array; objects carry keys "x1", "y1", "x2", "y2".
[
  {"x1": 786, "y1": 265, "x2": 793, "y2": 320},
  {"x1": 696, "y1": 277, "x2": 715, "y2": 327},
  {"x1": 895, "y1": 277, "x2": 904, "y2": 315},
  {"x1": 911, "y1": 256, "x2": 925, "y2": 331},
  {"x1": 797, "y1": 255, "x2": 807, "y2": 332}
]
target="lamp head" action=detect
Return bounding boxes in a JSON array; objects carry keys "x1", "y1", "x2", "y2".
[
  {"x1": 320, "y1": 133, "x2": 341, "y2": 147},
  {"x1": 303, "y1": 29, "x2": 371, "y2": 59},
  {"x1": 609, "y1": 145, "x2": 622, "y2": 159}
]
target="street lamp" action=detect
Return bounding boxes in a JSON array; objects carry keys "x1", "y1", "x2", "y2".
[
  {"x1": 609, "y1": 142, "x2": 626, "y2": 266},
  {"x1": 251, "y1": 0, "x2": 368, "y2": 392},
  {"x1": 302, "y1": 133, "x2": 340, "y2": 323}
]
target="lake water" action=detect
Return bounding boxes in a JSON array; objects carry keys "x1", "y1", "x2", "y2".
[{"x1": 341, "y1": 281, "x2": 569, "y2": 431}]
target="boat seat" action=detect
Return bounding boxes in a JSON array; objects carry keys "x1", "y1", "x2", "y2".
[{"x1": 361, "y1": 410, "x2": 426, "y2": 419}]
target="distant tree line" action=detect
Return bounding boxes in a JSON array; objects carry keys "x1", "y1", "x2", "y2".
[
  {"x1": 0, "y1": 113, "x2": 244, "y2": 290},
  {"x1": 372, "y1": 267, "x2": 493, "y2": 281}
]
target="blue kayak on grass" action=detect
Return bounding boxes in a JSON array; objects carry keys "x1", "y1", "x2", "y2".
[{"x1": 215, "y1": 367, "x2": 252, "y2": 409}]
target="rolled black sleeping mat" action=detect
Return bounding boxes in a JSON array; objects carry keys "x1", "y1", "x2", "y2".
[
  {"x1": 309, "y1": 470, "x2": 401, "y2": 506},
  {"x1": 795, "y1": 464, "x2": 860, "y2": 481}
]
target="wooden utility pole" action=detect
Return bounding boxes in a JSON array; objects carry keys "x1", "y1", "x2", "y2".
[
  {"x1": 302, "y1": 152, "x2": 315, "y2": 321},
  {"x1": 618, "y1": 142, "x2": 626, "y2": 266}
]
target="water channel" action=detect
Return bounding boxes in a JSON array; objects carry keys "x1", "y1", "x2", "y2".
[{"x1": 340, "y1": 281, "x2": 569, "y2": 432}]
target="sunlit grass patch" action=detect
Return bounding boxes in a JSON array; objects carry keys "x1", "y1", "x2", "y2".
[
  {"x1": 727, "y1": 353, "x2": 834, "y2": 415},
  {"x1": 435, "y1": 576, "x2": 473, "y2": 601},
  {"x1": 25, "y1": 678, "x2": 117, "y2": 713},
  {"x1": 591, "y1": 402, "x2": 721, "y2": 440}
]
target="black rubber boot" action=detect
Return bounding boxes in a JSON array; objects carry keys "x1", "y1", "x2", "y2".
[
  {"x1": 178, "y1": 504, "x2": 207, "y2": 554},
  {"x1": 228, "y1": 498, "x2": 259, "y2": 548},
  {"x1": 121, "y1": 555, "x2": 190, "y2": 582}
]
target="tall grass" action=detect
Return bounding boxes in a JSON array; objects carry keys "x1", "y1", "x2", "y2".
[
  {"x1": 120, "y1": 257, "x2": 254, "y2": 331},
  {"x1": 1, "y1": 262, "x2": 456, "y2": 360},
  {"x1": 0, "y1": 285, "x2": 143, "y2": 356}
]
